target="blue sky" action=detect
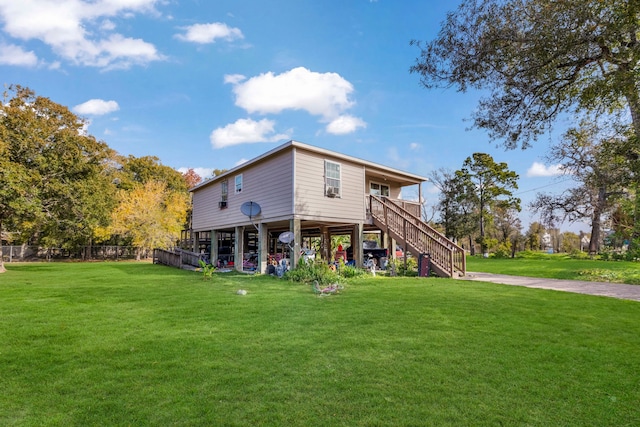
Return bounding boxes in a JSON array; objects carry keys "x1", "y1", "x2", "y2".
[{"x1": 0, "y1": 0, "x2": 583, "y2": 232}]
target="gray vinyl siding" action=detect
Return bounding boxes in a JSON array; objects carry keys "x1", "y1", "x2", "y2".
[
  {"x1": 294, "y1": 149, "x2": 365, "y2": 222},
  {"x1": 192, "y1": 151, "x2": 294, "y2": 231}
]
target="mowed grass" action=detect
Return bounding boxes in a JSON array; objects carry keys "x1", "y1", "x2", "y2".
[
  {"x1": 467, "y1": 253, "x2": 640, "y2": 284},
  {"x1": 1, "y1": 262, "x2": 639, "y2": 426}
]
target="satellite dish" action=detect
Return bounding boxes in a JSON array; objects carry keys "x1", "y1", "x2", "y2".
[
  {"x1": 278, "y1": 231, "x2": 295, "y2": 244},
  {"x1": 240, "y1": 201, "x2": 261, "y2": 231},
  {"x1": 240, "y1": 201, "x2": 261, "y2": 217}
]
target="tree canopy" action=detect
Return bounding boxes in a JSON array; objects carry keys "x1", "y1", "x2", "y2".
[
  {"x1": 0, "y1": 85, "x2": 204, "y2": 270},
  {"x1": 531, "y1": 120, "x2": 631, "y2": 252},
  {"x1": 412, "y1": 0, "x2": 640, "y2": 241},
  {"x1": 0, "y1": 85, "x2": 116, "y2": 270},
  {"x1": 411, "y1": 0, "x2": 640, "y2": 150},
  {"x1": 457, "y1": 153, "x2": 520, "y2": 254}
]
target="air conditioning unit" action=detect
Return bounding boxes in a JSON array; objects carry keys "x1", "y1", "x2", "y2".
[
  {"x1": 326, "y1": 187, "x2": 339, "y2": 198},
  {"x1": 218, "y1": 201, "x2": 227, "y2": 209}
]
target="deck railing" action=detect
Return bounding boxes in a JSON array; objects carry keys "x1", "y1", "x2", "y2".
[
  {"x1": 153, "y1": 248, "x2": 206, "y2": 269},
  {"x1": 369, "y1": 195, "x2": 465, "y2": 277}
]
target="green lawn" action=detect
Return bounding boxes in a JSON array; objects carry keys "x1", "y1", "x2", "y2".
[
  {"x1": 1, "y1": 262, "x2": 639, "y2": 426},
  {"x1": 467, "y1": 252, "x2": 640, "y2": 284}
]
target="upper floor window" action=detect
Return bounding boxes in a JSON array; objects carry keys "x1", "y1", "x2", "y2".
[
  {"x1": 221, "y1": 180, "x2": 228, "y2": 202},
  {"x1": 235, "y1": 174, "x2": 243, "y2": 193},
  {"x1": 370, "y1": 182, "x2": 390, "y2": 197},
  {"x1": 325, "y1": 160, "x2": 341, "y2": 198}
]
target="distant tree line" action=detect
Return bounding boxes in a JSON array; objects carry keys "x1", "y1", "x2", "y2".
[
  {"x1": 0, "y1": 85, "x2": 206, "y2": 272},
  {"x1": 429, "y1": 151, "x2": 635, "y2": 258}
]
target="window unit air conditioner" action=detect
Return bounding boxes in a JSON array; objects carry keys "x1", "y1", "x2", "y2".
[
  {"x1": 219, "y1": 201, "x2": 227, "y2": 209},
  {"x1": 326, "y1": 187, "x2": 339, "y2": 198}
]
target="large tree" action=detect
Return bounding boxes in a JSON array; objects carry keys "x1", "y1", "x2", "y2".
[
  {"x1": 456, "y1": 153, "x2": 520, "y2": 255},
  {"x1": 530, "y1": 121, "x2": 630, "y2": 253},
  {"x1": 110, "y1": 180, "x2": 189, "y2": 260},
  {"x1": 430, "y1": 168, "x2": 478, "y2": 252},
  {"x1": 411, "y1": 0, "x2": 640, "y2": 234},
  {"x1": 0, "y1": 85, "x2": 116, "y2": 271}
]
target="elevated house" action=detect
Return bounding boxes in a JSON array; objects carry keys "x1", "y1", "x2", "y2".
[{"x1": 188, "y1": 140, "x2": 465, "y2": 278}]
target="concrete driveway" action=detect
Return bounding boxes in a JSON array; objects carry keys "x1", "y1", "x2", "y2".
[{"x1": 462, "y1": 272, "x2": 640, "y2": 302}]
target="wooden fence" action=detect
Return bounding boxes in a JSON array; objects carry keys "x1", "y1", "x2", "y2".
[
  {"x1": 1, "y1": 245, "x2": 140, "y2": 262},
  {"x1": 153, "y1": 248, "x2": 207, "y2": 269}
]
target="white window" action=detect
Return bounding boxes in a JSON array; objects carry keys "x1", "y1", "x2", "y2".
[
  {"x1": 370, "y1": 182, "x2": 390, "y2": 197},
  {"x1": 221, "y1": 180, "x2": 228, "y2": 202},
  {"x1": 324, "y1": 160, "x2": 341, "y2": 197},
  {"x1": 235, "y1": 174, "x2": 243, "y2": 193}
]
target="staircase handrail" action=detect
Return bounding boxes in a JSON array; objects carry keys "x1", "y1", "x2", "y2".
[
  {"x1": 379, "y1": 197, "x2": 465, "y2": 253},
  {"x1": 369, "y1": 195, "x2": 465, "y2": 277}
]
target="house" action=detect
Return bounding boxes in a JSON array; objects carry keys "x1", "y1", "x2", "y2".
[{"x1": 188, "y1": 140, "x2": 465, "y2": 277}]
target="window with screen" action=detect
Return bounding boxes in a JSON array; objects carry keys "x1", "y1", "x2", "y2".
[
  {"x1": 221, "y1": 180, "x2": 228, "y2": 201},
  {"x1": 235, "y1": 174, "x2": 243, "y2": 193},
  {"x1": 325, "y1": 160, "x2": 341, "y2": 197}
]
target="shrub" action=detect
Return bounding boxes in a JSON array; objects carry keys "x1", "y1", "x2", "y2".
[
  {"x1": 198, "y1": 259, "x2": 216, "y2": 280},
  {"x1": 338, "y1": 264, "x2": 367, "y2": 279},
  {"x1": 493, "y1": 241, "x2": 512, "y2": 259},
  {"x1": 388, "y1": 257, "x2": 418, "y2": 276},
  {"x1": 569, "y1": 250, "x2": 590, "y2": 260},
  {"x1": 283, "y1": 258, "x2": 340, "y2": 286},
  {"x1": 625, "y1": 239, "x2": 640, "y2": 262}
]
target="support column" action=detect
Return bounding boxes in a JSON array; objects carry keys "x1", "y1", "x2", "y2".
[
  {"x1": 211, "y1": 230, "x2": 219, "y2": 266},
  {"x1": 192, "y1": 231, "x2": 199, "y2": 253},
  {"x1": 390, "y1": 237, "x2": 398, "y2": 259},
  {"x1": 290, "y1": 218, "x2": 301, "y2": 269},
  {"x1": 235, "y1": 226, "x2": 244, "y2": 272},
  {"x1": 321, "y1": 226, "x2": 330, "y2": 262},
  {"x1": 353, "y1": 222, "x2": 363, "y2": 268},
  {"x1": 258, "y1": 222, "x2": 268, "y2": 274}
]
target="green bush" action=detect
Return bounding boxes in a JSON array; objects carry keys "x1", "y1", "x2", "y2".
[
  {"x1": 569, "y1": 250, "x2": 590, "y2": 260},
  {"x1": 283, "y1": 258, "x2": 340, "y2": 285},
  {"x1": 625, "y1": 239, "x2": 640, "y2": 261},
  {"x1": 198, "y1": 259, "x2": 216, "y2": 280},
  {"x1": 339, "y1": 264, "x2": 367, "y2": 279},
  {"x1": 492, "y1": 241, "x2": 512, "y2": 258},
  {"x1": 388, "y1": 257, "x2": 418, "y2": 276}
]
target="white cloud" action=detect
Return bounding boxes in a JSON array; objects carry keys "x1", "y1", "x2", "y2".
[
  {"x1": 325, "y1": 115, "x2": 366, "y2": 135},
  {"x1": 210, "y1": 118, "x2": 290, "y2": 148},
  {"x1": 0, "y1": 0, "x2": 165, "y2": 69},
  {"x1": 73, "y1": 99, "x2": 120, "y2": 115},
  {"x1": 224, "y1": 73, "x2": 246, "y2": 85},
  {"x1": 175, "y1": 22, "x2": 243, "y2": 44},
  {"x1": 98, "y1": 34, "x2": 162, "y2": 69},
  {"x1": 234, "y1": 158, "x2": 248, "y2": 166},
  {"x1": 229, "y1": 67, "x2": 356, "y2": 120},
  {"x1": 0, "y1": 43, "x2": 38, "y2": 66},
  {"x1": 410, "y1": 142, "x2": 421, "y2": 150},
  {"x1": 224, "y1": 67, "x2": 366, "y2": 136},
  {"x1": 527, "y1": 162, "x2": 564, "y2": 177}
]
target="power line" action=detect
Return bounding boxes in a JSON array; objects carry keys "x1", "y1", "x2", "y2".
[{"x1": 514, "y1": 178, "x2": 574, "y2": 196}]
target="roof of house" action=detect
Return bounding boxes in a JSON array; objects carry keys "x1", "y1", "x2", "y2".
[{"x1": 190, "y1": 140, "x2": 428, "y2": 192}]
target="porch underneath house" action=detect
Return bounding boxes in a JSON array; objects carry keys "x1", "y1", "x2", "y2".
[{"x1": 184, "y1": 195, "x2": 465, "y2": 278}]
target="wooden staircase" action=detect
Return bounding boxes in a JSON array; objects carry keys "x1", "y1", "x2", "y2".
[{"x1": 368, "y1": 195, "x2": 466, "y2": 278}]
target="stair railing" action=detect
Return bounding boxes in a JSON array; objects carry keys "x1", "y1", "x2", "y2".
[{"x1": 369, "y1": 195, "x2": 465, "y2": 277}]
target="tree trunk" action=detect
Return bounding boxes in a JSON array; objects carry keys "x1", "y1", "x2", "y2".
[
  {"x1": 0, "y1": 221, "x2": 5, "y2": 273},
  {"x1": 588, "y1": 186, "x2": 607, "y2": 254},
  {"x1": 624, "y1": 84, "x2": 640, "y2": 241},
  {"x1": 468, "y1": 235, "x2": 475, "y2": 256}
]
